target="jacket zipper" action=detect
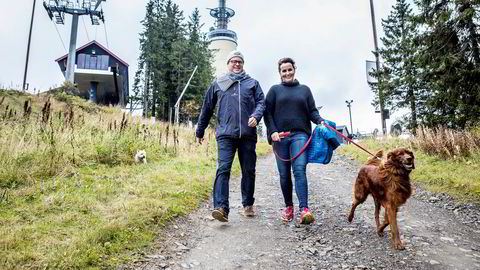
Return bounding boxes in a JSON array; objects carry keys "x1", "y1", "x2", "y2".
[{"x1": 238, "y1": 80, "x2": 241, "y2": 138}]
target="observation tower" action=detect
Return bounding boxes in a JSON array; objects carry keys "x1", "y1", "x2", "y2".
[{"x1": 208, "y1": 0, "x2": 237, "y2": 76}]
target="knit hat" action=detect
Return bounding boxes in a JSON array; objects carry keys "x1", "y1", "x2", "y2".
[{"x1": 226, "y1": 50, "x2": 244, "y2": 64}]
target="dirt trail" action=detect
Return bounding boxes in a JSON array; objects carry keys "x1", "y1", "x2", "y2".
[{"x1": 126, "y1": 153, "x2": 480, "y2": 270}]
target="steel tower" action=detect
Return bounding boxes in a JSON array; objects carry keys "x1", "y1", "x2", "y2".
[
  {"x1": 43, "y1": 0, "x2": 106, "y2": 83},
  {"x1": 208, "y1": 0, "x2": 238, "y2": 76}
]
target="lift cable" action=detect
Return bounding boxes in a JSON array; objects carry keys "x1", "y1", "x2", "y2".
[
  {"x1": 51, "y1": 20, "x2": 67, "y2": 52},
  {"x1": 103, "y1": 19, "x2": 109, "y2": 48},
  {"x1": 81, "y1": 16, "x2": 90, "y2": 41}
]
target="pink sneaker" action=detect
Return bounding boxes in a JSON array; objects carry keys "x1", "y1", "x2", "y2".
[
  {"x1": 282, "y1": 206, "x2": 294, "y2": 221},
  {"x1": 299, "y1": 208, "x2": 314, "y2": 224}
]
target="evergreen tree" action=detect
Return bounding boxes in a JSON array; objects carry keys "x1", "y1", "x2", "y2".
[
  {"x1": 413, "y1": 0, "x2": 480, "y2": 128},
  {"x1": 379, "y1": 0, "x2": 427, "y2": 133},
  {"x1": 129, "y1": 68, "x2": 144, "y2": 113},
  {"x1": 153, "y1": 0, "x2": 186, "y2": 120},
  {"x1": 181, "y1": 8, "x2": 214, "y2": 123},
  {"x1": 133, "y1": 1, "x2": 214, "y2": 121},
  {"x1": 134, "y1": 0, "x2": 160, "y2": 117}
]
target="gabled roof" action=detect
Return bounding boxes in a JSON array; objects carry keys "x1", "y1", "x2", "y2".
[
  {"x1": 336, "y1": 125, "x2": 350, "y2": 134},
  {"x1": 55, "y1": 40, "x2": 129, "y2": 67}
]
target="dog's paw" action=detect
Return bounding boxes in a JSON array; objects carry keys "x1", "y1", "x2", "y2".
[
  {"x1": 347, "y1": 214, "x2": 353, "y2": 223},
  {"x1": 376, "y1": 230, "x2": 384, "y2": 237},
  {"x1": 393, "y1": 240, "x2": 405, "y2": 250}
]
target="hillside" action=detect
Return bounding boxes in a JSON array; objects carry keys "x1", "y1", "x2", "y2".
[{"x1": 0, "y1": 88, "x2": 270, "y2": 269}]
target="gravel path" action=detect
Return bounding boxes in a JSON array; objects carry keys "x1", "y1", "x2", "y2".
[{"x1": 126, "y1": 153, "x2": 480, "y2": 270}]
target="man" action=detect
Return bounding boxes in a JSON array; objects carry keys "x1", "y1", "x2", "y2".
[{"x1": 196, "y1": 50, "x2": 265, "y2": 222}]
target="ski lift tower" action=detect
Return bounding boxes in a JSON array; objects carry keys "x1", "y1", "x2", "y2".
[
  {"x1": 208, "y1": 0, "x2": 238, "y2": 76},
  {"x1": 43, "y1": 0, "x2": 106, "y2": 83}
]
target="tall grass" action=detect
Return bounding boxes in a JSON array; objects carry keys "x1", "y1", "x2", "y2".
[
  {"x1": 0, "y1": 90, "x2": 270, "y2": 269},
  {"x1": 413, "y1": 126, "x2": 480, "y2": 160},
  {"x1": 0, "y1": 92, "x2": 206, "y2": 189}
]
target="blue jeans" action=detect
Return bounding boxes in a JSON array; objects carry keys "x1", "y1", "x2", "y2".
[
  {"x1": 213, "y1": 137, "x2": 257, "y2": 214},
  {"x1": 274, "y1": 131, "x2": 309, "y2": 209}
]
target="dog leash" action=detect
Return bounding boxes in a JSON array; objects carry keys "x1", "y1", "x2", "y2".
[
  {"x1": 272, "y1": 130, "x2": 314, "y2": 162},
  {"x1": 273, "y1": 123, "x2": 378, "y2": 161},
  {"x1": 321, "y1": 123, "x2": 378, "y2": 158}
]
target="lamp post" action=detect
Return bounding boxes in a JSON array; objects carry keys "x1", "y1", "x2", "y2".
[
  {"x1": 346, "y1": 100, "x2": 353, "y2": 136},
  {"x1": 369, "y1": 0, "x2": 386, "y2": 135}
]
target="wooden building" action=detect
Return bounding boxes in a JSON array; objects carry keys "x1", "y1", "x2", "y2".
[
  {"x1": 55, "y1": 40, "x2": 128, "y2": 106},
  {"x1": 336, "y1": 125, "x2": 350, "y2": 144}
]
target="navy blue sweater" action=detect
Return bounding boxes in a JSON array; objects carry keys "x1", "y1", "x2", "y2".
[{"x1": 264, "y1": 80, "x2": 323, "y2": 144}]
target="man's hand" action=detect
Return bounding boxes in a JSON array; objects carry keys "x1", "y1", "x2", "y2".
[
  {"x1": 196, "y1": 137, "x2": 204, "y2": 144},
  {"x1": 248, "y1": 117, "x2": 257, "y2": 127},
  {"x1": 271, "y1": 132, "x2": 281, "y2": 142}
]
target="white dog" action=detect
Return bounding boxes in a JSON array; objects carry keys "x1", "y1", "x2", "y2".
[{"x1": 134, "y1": 150, "x2": 147, "y2": 164}]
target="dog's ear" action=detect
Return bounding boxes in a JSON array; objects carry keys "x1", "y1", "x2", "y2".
[
  {"x1": 374, "y1": 150, "x2": 383, "y2": 159},
  {"x1": 387, "y1": 151, "x2": 395, "y2": 161}
]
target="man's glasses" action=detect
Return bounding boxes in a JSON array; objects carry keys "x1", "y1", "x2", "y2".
[{"x1": 229, "y1": 60, "x2": 244, "y2": 65}]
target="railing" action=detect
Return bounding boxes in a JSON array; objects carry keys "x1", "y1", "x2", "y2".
[{"x1": 208, "y1": 29, "x2": 237, "y2": 41}]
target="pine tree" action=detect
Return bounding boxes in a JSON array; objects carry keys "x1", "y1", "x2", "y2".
[
  {"x1": 134, "y1": 0, "x2": 161, "y2": 117},
  {"x1": 181, "y1": 8, "x2": 214, "y2": 122},
  {"x1": 134, "y1": 1, "x2": 214, "y2": 121},
  {"x1": 413, "y1": 0, "x2": 480, "y2": 128},
  {"x1": 379, "y1": 0, "x2": 427, "y2": 133}
]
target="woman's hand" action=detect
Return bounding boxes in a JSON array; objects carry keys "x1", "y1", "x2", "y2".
[{"x1": 271, "y1": 132, "x2": 281, "y2": 142}]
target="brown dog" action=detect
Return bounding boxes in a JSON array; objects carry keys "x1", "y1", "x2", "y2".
[{"x1": 347, "y1": 148, "x2": 415, "y2": 250}]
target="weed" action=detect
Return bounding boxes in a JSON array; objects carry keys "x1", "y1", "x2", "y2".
[
  {"x1": 0, "y1": 91, "x2": 271, "y2": 269},
  {"x1": 413, "y1": 126, "x2": 480, "y2": 159}
]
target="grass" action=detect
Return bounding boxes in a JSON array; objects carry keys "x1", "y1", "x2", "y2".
[
  {"x1": 0, "y1": 89, "x2": 271, "y2": 269},
  {"x1": 2, "y1": 156, "x2": 212, "y2": 269},
  {"x1": 338, "y1": 136, "x2": 480, "y2": 202}
]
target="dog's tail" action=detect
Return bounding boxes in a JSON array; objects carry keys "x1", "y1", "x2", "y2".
[{"x1": 366, "y1": 150, "x2": 383, "y2": 166}]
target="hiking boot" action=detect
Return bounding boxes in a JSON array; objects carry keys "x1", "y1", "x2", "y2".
[
  {"x1": 282, "y1": 206, "x2": 294, "y2": 222},
  {"x1": 212, "y1": 208, "x2": 229, "y2": 222},
  {"x1": 299, "y1": 208, "x2": 314, "y2": 224},
  {"x1": 243, "y1": 205, "x2": 255, "y2": 217}
]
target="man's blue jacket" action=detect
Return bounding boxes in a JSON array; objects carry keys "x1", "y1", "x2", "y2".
[{"x1": 196, "y1": 75, "x2": 265, "y2": 141}]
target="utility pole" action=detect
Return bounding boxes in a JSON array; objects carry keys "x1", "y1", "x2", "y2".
[
  {"x1": 369, "y1": 0, "x2": 387, "y2": 135},
  {"x1": 143, "y1": 69, "x2": 149, "y2": 118},
  {"x1": 23, "y1": 0, "x2": 37, "y2": 92},
  {"x1": 346, "y1": 100, "x2": 353, "y2": 136}
]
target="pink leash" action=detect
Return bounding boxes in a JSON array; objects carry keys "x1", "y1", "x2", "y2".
[
  {"x1": 272, "y1": 131, "x2": 313, "y2": 162},
  {"x1": 321, "y1": 123, "x2": 377, "y2": 158},
  {"x1": 273, "y1": 123, "x2": 377, "y2": 161}
]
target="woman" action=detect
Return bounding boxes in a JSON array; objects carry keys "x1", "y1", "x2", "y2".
[{"x1": 264, "y1": 57, "x2": 324, "y2": 224}]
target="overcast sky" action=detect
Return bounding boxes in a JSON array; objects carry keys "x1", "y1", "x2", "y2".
[{"x1": 0, "y1": 0, "x2": 399, "y2": 134}]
